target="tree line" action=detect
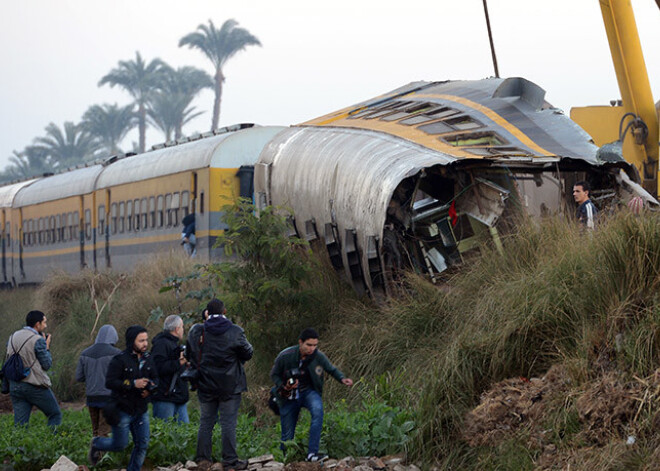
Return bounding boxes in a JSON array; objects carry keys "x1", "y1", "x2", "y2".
[{"x1": 1, "y1": 19, "x2": 260, "y2": 184}]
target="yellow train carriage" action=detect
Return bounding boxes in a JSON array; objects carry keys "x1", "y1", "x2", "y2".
[
  {"x1": 0, "y1": 179, "x2": 36, "y2": 286},
  {"x1": 3, "y1": 124, "x2": 286, "y2": 285}
]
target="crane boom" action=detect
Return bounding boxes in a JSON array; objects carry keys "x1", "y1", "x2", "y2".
[{"x1": 599, "y1": 0, "x2": 659, "y2": 194}]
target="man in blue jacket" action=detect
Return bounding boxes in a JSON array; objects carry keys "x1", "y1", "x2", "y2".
[
  {"x1": 76, "y1": 324, "x2": 121, "y2": 437},
  {"x1": 271, "y1": 328, "x2": 353, "y2": 462},
  {"x1": 88, "y1": 325, "x2": 157, "y2": 470},
  {"x1": 573, "y1": 181, "x2": 598, "y2": 230}
]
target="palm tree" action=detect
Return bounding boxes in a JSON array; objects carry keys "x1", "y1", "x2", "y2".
[
  {"x1": 82, "y1": 103, "x2": 136, "y2": 155},
  {"x1": 32, "y1": 122, "x2": 100, "y2": 168},
  {"x1": 5, "y1": 146, "x2": 54, "y2": 180},
  {"x1": 179, "y1": 19, "x2": 261, "y2": 130},
  {"x1": 98, "y1": 52, "x2": 169, "y2": 153},
  {"x1": 148, "y1": 66, "x2": 213, "y2": 141}
]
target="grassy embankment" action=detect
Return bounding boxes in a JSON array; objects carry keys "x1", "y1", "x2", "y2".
[{"x1": 2, "y1": 212, "x2": 660, "y2": 470}]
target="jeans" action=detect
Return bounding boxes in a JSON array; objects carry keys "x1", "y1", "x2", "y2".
[
  {"x1": 152, "y1": 401, "x2": 189, "y2": 424},
  {"x1": 9, "y1": 381, "x2": 62, "y2": 429},
  {"x1": 94, "y1": 411, "x2": 150, "y2": 471},
  {"x1": 196, "y1": 394, "x2": 241, "y2": 465},
  {"x1": 280, "y1": 389, "x2": 324, "y2": 455}
]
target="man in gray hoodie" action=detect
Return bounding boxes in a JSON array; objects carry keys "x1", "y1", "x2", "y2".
[{"x1": 76, "y1": 325, "x2": 121, "y2": 437}]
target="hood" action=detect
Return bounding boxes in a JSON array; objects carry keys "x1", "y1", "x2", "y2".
[
  {"x1": 204, "y1": 314, "x2": 233, "y2": 335},
  {"x1": 95, "y1": 325, "x2": 119, "y2": 345},
  {"x1": 125, "y1": 325, "x2": 147, "y2": 352}
]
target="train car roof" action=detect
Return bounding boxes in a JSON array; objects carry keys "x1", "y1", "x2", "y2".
[
  {"x1": 0, "y1": 179, "x2": 37, "y2": 208},
  {"x1": 13, "y1": 165, "x2": 103, "y2": 208},
  {"x1": 259, "y1": 126, "x2": 457, "y2": 239},
  {"x1": 95, "y1": 125, "x2": 286, "y2": 189},
  {"x1": 302, "y1": 77, "x2": 600, "y2": 162}
]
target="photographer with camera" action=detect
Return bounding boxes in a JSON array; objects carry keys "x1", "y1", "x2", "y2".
[
  {"x1": 187, "y1": 299, "x2": 253, "y2": 470},
  {"x1": 88, "y1": 325, "x2": 157, "y2": 470},
  {"x1": 151, "y1": 315, "x2": 189, "y2": 423},
  {"x1": 3, "y1": 310, "x2": 61, "y2": 429},
  {"x1": 271, "y1": 328, "x2": 353, "y2": 462}
]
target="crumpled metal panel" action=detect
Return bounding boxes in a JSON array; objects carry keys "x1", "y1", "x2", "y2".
[
  {"x1": 0, "y1": 179, "x2": 36, "y2": 208},
  {"x1": 14, "y1": 166, "x2": 103, "y2": 207},
  {"x1": 257, "y1": 126, "x2": 456, "y2": 291},
  {"x1": 96, "y1": 126, "x2": 285, "y2": 188}
]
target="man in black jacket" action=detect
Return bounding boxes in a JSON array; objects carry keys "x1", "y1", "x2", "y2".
[
  {"x1": 187, "y1": 299, "x2": 253, "y2": 470},
  {"x1": 151, "y1": 315, "x2": 189, "y2": 423},
  {"x1": 88, "y1": 325, "x2": 157, "y2": 471}
]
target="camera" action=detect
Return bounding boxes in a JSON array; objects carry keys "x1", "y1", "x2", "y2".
[
  {"x1": 284, "y1": 368, "x2": 302, "y2": 386},
  {"x1": 179, "y1": 345, "x2": 187, "y2": 357},
  {"x1": 146, "y1": 380, "x2": 158, "y2": 392}
]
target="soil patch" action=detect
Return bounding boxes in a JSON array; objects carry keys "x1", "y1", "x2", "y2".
[{"x1": 462, "y1": 364, "x2": 570, "y2": 448}]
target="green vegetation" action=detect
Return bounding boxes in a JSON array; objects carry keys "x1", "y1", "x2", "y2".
[
  {"x1": 3, "y1": 208, "x2": 660, "y2": 470},
  {"x1": 0, "y1": 401, "x2": 411, "y2": 470}
]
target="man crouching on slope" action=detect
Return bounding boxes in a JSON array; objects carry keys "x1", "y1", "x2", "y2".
[
  {"x1": 88, "y1": 325, "x2": 157, "y2": 470},
  {"x1": 271, "y1": 328, "x2": 353, "y2": 462}
]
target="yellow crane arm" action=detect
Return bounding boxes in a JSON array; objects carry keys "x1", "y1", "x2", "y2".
[{"x1": 599, "y1": 0, "x2": 659, "y2": 193}]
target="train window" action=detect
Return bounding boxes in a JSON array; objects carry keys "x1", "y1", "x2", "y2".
[
  {"x1": 399, "y1": 115, "x2": 437, "y2": 126},
  {"x1": 6, "y1": 222, "x2": 9, "y2": 247},
  {"x1": 60, "y1": 213, "x2": 66, "y2": 241},
  {"x1": 417, "y1": 121, "x2": 454, "y2": 135},
  {"x1": 119, "y1": 202, "x2": 125, "y2": 233},
  {"x1": 64, "y1": 213, "x2": 70, "y2": 241},
  {"x1": 445, "y1": 116, "x2": 482, "y2": 131},
  {"x1": 171, "y1": 192, "x2": 180, "y2": 227},
  {"x1": 73, "y1": 211, "x2": 80, "y2": 240},
  {"x1": 140, "y1": 198, "x2": 148, "y2": 230},
  {"x1": 181, "y1": 191, "x2": 190, "y2": 219},
  {"x1": 50, "y1": 216, "x2": 56, "y2": 243},
  {"x1": 149, "y1": 197, "x2": 155, "y2": 228},
  {"x1": 200, "y1": 192, "x2": 204, "y2": 214},
  {"x1": 134, "y1": 199, "x2": 140, "y2": 231},
  {"x1": 98, "y1": 205, "x2": 106, "y2": 234},
  {"x1": 165, "y1": 194, "x2": 172, "y2": 227},
  {"x1": 126, "y1": 201, "x2": 133, "y2": 232},
  {"x1": 426, "y1": 108, "x2": 459, "y2": 119},
  {"x1": 55, "y1": 215, "x2": 61, "y2": 243},
  {"x1": 22, "y1": 220, "x2": 27, "y2": 246},
  {"x1": 85, "y1": 209, "x2": 91, "y2": 240},
  {"x1": 38, "y1": 218, "x2": 44, "y2": 245},
  {"x1": 444, "y1": 131, "x2": 505, "y2": 147},
  {"x1": 111, "y1": 203, "x2": 118, "y2": 234},
  {"x1": 157, "y1": 196, "x2": 164, "y2": 228}
]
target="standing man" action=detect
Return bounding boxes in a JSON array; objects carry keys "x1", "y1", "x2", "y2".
[
  {"x1": 573, "y1": 181, "x2": 598, "y2": 229},
  {"x1": 88, "y1": 325, "x2": 157, "y2": 471},
  {"x1": 5, "y1": 310, "x2": 62, "y2": 428},
  {"x1": 151, "y1": 315, "x2": 189, "y2": 423},
  {"x1": 76, "y1": 324, "x2": 121, "y2": 437},
  {"x1": 271, "y1": 328, "x2": 353, "y2": 462},
  {"x1": 187, "y1": 299, "x2": 253, "y2": 470}
]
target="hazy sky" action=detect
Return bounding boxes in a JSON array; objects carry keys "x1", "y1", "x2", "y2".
[{"x1": 1, "y1": 0, "x2": 659, "y2": 171}]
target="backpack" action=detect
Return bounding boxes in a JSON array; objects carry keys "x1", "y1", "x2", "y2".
[{"x1": 1, "y1": 334, "x2": 37, "y2": 382}]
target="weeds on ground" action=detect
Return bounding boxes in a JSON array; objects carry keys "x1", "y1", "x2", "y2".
[{"x1": 0, "y1": 399, "x2": 412, "y2": 470}]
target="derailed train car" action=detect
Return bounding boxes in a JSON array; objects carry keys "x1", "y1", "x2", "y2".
[{"x1": 255, "y1": 77, "x2": 655, "y2": 297}]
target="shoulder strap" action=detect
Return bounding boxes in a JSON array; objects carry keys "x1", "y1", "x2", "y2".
[
  {"x1": 7, "y1": 333, "x2": 39, "y2": 369},
  {"x1": 10, "y1": 333, "x2": 38, "y2": 356}
]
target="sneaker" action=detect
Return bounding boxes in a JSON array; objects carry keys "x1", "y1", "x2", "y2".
[
  {"x1": 88, "y1": 438, "x2": 102, "y2": 466},
  {"x1": 305, "y1": 453, "x2": 328, "y2": 463},
  {"x1": 224, "y1": 460, "x2": 248, "y2": 471}
]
